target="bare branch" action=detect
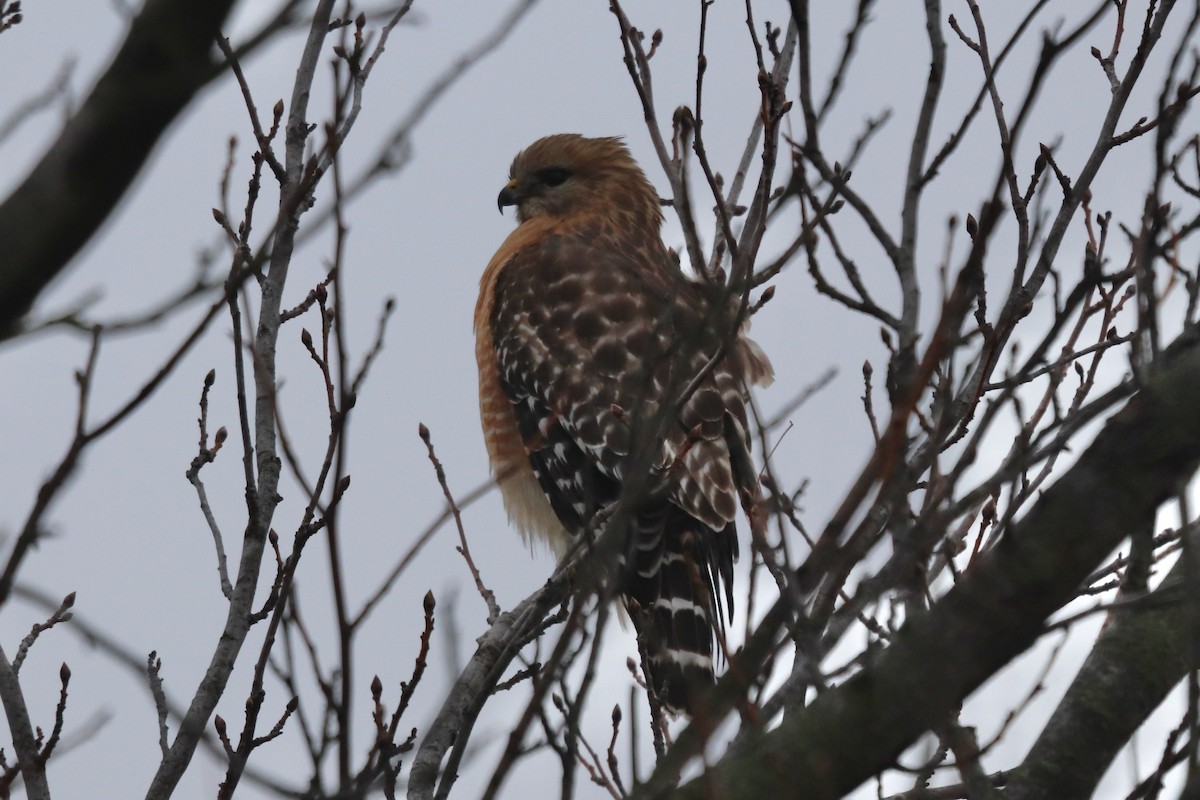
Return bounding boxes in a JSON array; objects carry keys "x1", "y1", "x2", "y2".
[
  {"x1": 0, "y1": 645, "x2": 49, "y2": 800},
  {"x1": 419, "y1": 424, "x2": 500, "y2": 624},
  {"x1": 12, "y1": 592, "x2": 74, "y2": 674},
  {"x1": 0, "y1": 0, "x2": 239, "y2": 336}
]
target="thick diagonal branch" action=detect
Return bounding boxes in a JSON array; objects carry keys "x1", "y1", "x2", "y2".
[
  {"x1": 650, "y1": 326, "x2": 1200, "y2": 800},
  {"x1": 1004, "y1": 525, "x2": 1200, "y2": 799},
  {"x1": 0, "y1": 0, "x2": 237, "y2": 337}
]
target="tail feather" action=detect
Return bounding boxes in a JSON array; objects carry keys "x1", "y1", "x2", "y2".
[{"x1": 624, "y1": 508, "x2": 731, "y2": 715}]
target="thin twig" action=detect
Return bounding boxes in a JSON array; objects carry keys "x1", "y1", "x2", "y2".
[
  {"x1": 12, "y1": 592, "x2": 74, "y2": 674},
  {"x1": 419, "y1": 424, "x2": 500, "y2": 624}
]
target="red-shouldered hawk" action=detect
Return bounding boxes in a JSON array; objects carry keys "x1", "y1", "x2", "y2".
[{"x1": 475, "y1": 134, "x2": 772, "y2": 714}]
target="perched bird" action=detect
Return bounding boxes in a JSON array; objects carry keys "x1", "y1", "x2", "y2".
[{"x1": 474, "y1": 134, "x2": 772, "y2": 713}]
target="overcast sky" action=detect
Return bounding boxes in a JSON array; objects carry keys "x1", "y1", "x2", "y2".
[{"x1": 0, "y1": 2, "x2": 1190, "y2": 798}]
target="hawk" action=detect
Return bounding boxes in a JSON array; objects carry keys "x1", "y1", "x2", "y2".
[{"x1": 474, "y1": 134, "x2": 772, "y2": 713}]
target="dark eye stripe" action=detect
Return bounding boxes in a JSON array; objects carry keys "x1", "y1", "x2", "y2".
[{"x1": 539, "y1": 167, "x2": 570, "y2": 187}]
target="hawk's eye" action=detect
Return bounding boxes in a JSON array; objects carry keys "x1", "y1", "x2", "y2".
[{"x1": 538, "y1": 167, "x2": 570, "y2": 187}]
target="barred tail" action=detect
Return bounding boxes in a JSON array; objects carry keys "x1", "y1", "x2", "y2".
[{"x1": 625, "y1": 508, "x2": 734, "y2": 715}]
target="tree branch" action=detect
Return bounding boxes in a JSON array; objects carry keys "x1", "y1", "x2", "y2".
[
  {"x1": 1005, "y1": 527, "x2": 1200, "y2": 799},
  {"x1": 0, "y1": 0, "x2": 238, "y2": 337},
  {"x1": 644, "y1": 325, "x2": 1200, "y2": 799}
]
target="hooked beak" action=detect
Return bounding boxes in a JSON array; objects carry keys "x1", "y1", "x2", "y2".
[{"x1": 497, "y1": 179, "x2": 520, "y2": 214}]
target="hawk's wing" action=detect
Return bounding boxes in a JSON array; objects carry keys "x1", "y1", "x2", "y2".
[{"x1": 490, "y1": 230, "x2": 759, "y2": 534}]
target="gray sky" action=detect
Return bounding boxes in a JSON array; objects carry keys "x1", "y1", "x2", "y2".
[{"x1": 0, "y1": 1, "x2": 1189, "y2": 797}]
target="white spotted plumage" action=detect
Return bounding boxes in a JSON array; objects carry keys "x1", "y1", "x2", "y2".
[{"x1": 475, "y1": 135, "x2": 772, "y2": 713}]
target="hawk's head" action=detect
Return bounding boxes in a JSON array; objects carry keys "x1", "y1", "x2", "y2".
[{"x1": 498, "y1": 134, "x2": 664, "y2": 228}]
